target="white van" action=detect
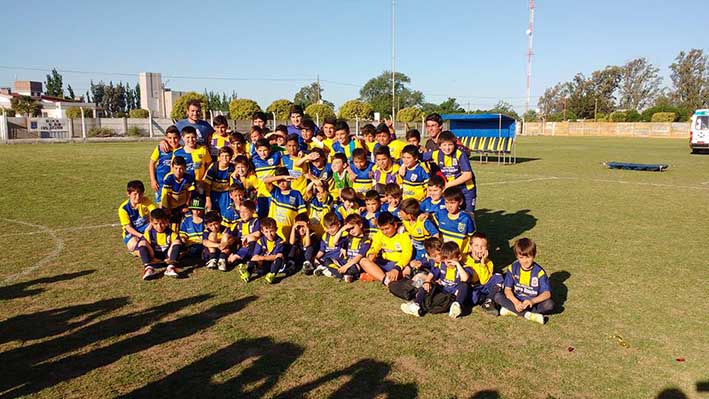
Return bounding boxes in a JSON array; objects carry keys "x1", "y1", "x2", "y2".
[{"x1": 690, "y1": 109, "x2": 709, "y2": 153}]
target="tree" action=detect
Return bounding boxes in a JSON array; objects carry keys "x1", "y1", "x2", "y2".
[
  {"x1": 304, "y1": 103, "x2": 335, "y2": 121},
  {"x1": 65, "y1": 107, "x2": 83, "y2": 119},
  {"x1": 618, "y1": 58, "x2": 662, "y2": 111},
  {"x1": 170, "y1": 92, "x2": 209, "y2": 120},
  {"x1": 294, "y1": 82, "x2": 325, "y2": 109},
  {"x1": 589, "y1": 66, "x2": 622, "y2": 115},
  {"x1": 90, "y1": 80, "x2": 104, "y2": 109},
  {"x1": 229, "y1": 99, "x2": 261, "y2": 121},
  {"x1": 488, "y1": 101, "x2": 521, "y2": 120},
  {"x1": 396, "y1": 107, "x2": 425, "y2": 123},
  {"x1": 522, "y1": 110, "x2": 538, "y2": 122},
  {"x1": 669, "y1": 49, "x2": 709, "y2": 110},
  {"x1": 134, "y1": 83, "x2": 141, "y2": 110},
  {"x1": 129, "y1": 109, "x2": 150, "y2": 118},
  {"x1": 45, "y1": 68, "x2": 63, "y2": 97},
  {"x1": 338, "y1": 100, "x2": 373, "y2": 120},
  {"x1": 359, "y1": 71, "x2": 424, "y2": 117},
  {"x1": 267, "y1": 99, "x2": 294, "y2": 121},
  {"x1": 437, "y1": 97, "x2": 464, "y2": 114},
  {"x1": 537, "y1": 82, "x2": 570, "y2": 118},
  {"x1": 66, "y1": 84, "x2": 76, "y2": 100},
  {"x1": 11, "y1": 95, "x2": 41, "y2": 117}
]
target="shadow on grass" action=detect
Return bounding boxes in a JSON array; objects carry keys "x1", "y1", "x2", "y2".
[
  {"x1": 469, "y1": 390, "x2": 500, "y2": 399},
  {"x1": 475, "y1": 208, "x2": 537, "y2": 271},
  {"x1": 549, "y1": 271, "x2": 570, "y2": 315},
  {"x1": 656, "y1": 388, "x2": 688, "y2": 399},
  {"x1": 697, "y1": 381, "x2": 709, "y2": 392},
  {"x1": 0, "y1": 294, "x2": 256, "y2": 398},
  {"x1": 0, "y1": 269, "x2": 96, "y2": 300}
]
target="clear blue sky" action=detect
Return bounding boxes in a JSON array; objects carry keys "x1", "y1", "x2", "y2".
[{"x1": 1, "y1": 0, "x2": 707, "y2": 113}]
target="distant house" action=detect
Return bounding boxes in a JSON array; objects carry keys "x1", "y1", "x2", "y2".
[{"x1": 0, "y1": 81, "x2": 99, "y2": 118}]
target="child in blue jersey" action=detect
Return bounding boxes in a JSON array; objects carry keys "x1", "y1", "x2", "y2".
[
  {"x1": 467, "y1": 232, "x2": 504, "y2": 316},
  {"x1": 118, "y1": 180, "x2": 156, "y2": 253},
  {"x1": 173, "y1": 126, "x2": 212, "y2": 183},
  {"x1": 137, "y1": 209, "x2": 183, "y2": 280},
  {"x1": 202, "y1": 210, "x2": 230, "y2": 271},
  {"x1": 179, "y1": 196, "x2": 206, "y2": 259},
  {"x1": 433, "y1": 187, "x2": 476, "y2": 256},
  {"x1": 495, "y1": 238, "x2": 554, "y2": 324},
  {"x1": 225, "y1": 200, "x2": 260, "y2": 269},
  {"x1": 420, "y1": 175, "x2": 447, "y2": 214},
  {"x1": 246, "y1": 126, "x2": 265, "y2": 158},
  {"x1": 423, "y1": 131, "x2": 476, "y2": 213},
  {"x1": 238, "y1": 217, "x2": 285, "y2": 284},
  {"x1": 160, "y1": 156, "x2": 195, "y2": 223},
  {"x1": 329, "y1": 214, "x2": 371, "y2": 282},
  {"x1": 209, "y1": 115, "x2": 231, "y2": 158},
  {"x1": 331, "y1": 120, "x2": 363, "y2": 161},
  {"x1": 149, "y1": 126, "x2": 181, "y2": 202},
  {"x1": 260, "y1": 167, "x2": 307, "y2": 241},
  {"x1": 252, "y1": 138, "x2": 283, "y2": 218},
  {"x1": 221, "y1": 184, "x2": 245, "y2": 227},
  {"x1": 380, "y1": 183, "x2": 403, "y2": 219},
  {"x1": 401, "y1": 241, "x2": 471, "y2": 319},
  {"x1": 399, "y1": 198, "x2": 439, "y2": 261},
  {"x1": 306, "y1": 148, "x2": 333, "y2": 192},
  {"x1": 398, "y1": 144, "x2": 430, "y2": 201},
  {"x1": 334, "y1": 187, "x2": 360, "y2": 222},
  {"x1": 313, "y1": 212, "x2": 346, "y2": 276},
  {"x1": 288, "y1": 213, "x2": 317, "y2": 275},
  {"x1": 347, "y1": 148, "x2": 374, "y2": 198},
  {"x1": 361, "y1": 190, "x2": 381, "y2": 238},
  {"x1": 204, "y1": 146, "x2": 235, "y2": 213}
]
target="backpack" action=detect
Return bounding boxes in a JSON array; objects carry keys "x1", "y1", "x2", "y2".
[
  {"x1": 388, "y1": 279, "x2": 417, "y2": 300},
  {"x1": 422, "y1": 284, "x2": 455, "y2": 314}
]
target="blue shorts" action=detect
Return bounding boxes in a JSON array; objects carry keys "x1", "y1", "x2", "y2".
[
  {"x1": 123, "y1": 234, "x2": 142, "y2": 249},
  {"x1": 375, "y1": 258, "x2": 399, "y2": 272}
]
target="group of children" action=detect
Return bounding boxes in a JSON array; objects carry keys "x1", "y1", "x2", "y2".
[{"x1": 118, "y1": 104, "x2": 554, "y2": 324}]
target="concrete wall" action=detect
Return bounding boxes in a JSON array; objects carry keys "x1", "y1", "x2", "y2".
[{"x1": 522, "y1": 121, "x2": 690, "y2": 139}]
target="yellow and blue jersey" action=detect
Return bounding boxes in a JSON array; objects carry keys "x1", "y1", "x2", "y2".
[
  {"x1": 160, "y1": 173, "x2": 195, "y2": 210},
  {"x1": 367, "y1": 231, "x2": 413, "y2": 270},
  {"x1": 179, "y1": 213, "x2": 204, "y2": 246},
  {"x1": 263, "y1": 184, "x2": 306, "y2": 239},
  {"x1": 226, "y1": 218, "x2": 260, "y2": 241},
  {"x1": 221, "y1": 203, "x2": 240, "y2": 228},
  {"x1": 204, "y1": 163, "x2": 235, "y2": 193},
  {"x1": 504, "y1": 261, "x2": 550, "y2": 301},
  {"x1": 322, "y1": 137, "x2": 335, "y2": 153},
  {"x1": 308, "y1": 195, "x2": 333, "y2": 235},
  {"x1": 350, "y1": 161, "x2": 375, "y2": 196},
  {"x1": 401, "y1": 217, "x2": 439, "y2": 260},
  {"x1": 433, "y1": 211, "x2": 475, "y2": 254},
  {"x1": 209, "y1": 135, "x2": 231, "y2": 158},
  {"x1": 365, "y1": 140, "x2": 376, "y2": 155},
  {"x1": 374, "y1": 140, "x2": 406, "y2": 160},
  {"x1": 424, "y1": 148, "x2": 476, "y2": 194},
  {"x1": 334, "y1": 204, "x2": 359, "y2": 222},
  {"x1": 252, "y1": 151, "x2": 282, "y2": 181},
  {"x1": 344, "y1": 235, "x2": 371, "y2": 259},
  {"x1": 202, "y1": 225, "x2": 224, "y2": 244},
  {"x1": 331, "y1": 139, "x2": 363, "y2": 160},
  {"x1": 372, "y1": 163, "x2": 401, "y2": 186},
  {"x1": 282, "y1": 154, "x2": 308, "y2": 194},
  {"x1": 319, "y1": 231, "x2": 345, "y2": 259},
  {"x1": 401, "y1": 162, "x2": 430, "y2": 201},
  {"x1": 379, "y1": 204, "x2": 400, "y2": 220},
  {"x1": 431, "y1": 262, "x2": 473, "y2": 294},
  {"x1": 144, "y1": 226, "x2": 179, "y2": 254},
  {"x1": 150, "y1": 145, "x2": 178, "y2": 200},
  {"x1": 361, "y1": 210, "x2": 381, "y2": 237},
  {"x1": 420, "y1": 197, "x2": 446, "y2": 214},
  {"x1": 173, "y1": 146, "x2": 212, "y2": 182},
  {"x1": 118, "y1": 197, "x2": 156, "y2": 239},
  {"x1": 254, "y1": 235, "x2": 284, "y2": 256},
  {"x1": 465, "y1": 258, "x2": 494, "y2": 285}
]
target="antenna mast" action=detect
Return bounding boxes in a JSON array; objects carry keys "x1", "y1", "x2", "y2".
[{"x1": 525, "y1": 0, "x2": 535, "y2": 116}]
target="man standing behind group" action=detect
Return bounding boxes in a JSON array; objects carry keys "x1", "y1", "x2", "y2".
[
  {"x1": 176, "y1": 100, "x2": 215, "y2": 147},
  {"x1": 424, "y1": 113, "x2": 444, "y2": 151}
]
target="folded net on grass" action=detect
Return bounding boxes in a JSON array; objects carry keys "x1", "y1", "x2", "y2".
[{"x1": 604, "y1": 161, "x2": 669, "y2": 172}]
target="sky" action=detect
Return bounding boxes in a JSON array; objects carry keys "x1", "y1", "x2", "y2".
[{"x1": 1, "y1": 0, "x2": 707, "y2": 114}]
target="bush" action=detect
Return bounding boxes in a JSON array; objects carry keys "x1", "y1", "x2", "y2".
[
  {"x1": 88, "y1": 127, "x2": 116, "y2": 137},
  {"x1": 170, "y1": 92, "x2": 209, "y2": 120},
  {"x1": 129, "y1": 109, "x2": 149, "y2": 118},
  {"x1": 266, "y1": 99, "x2": 294, "y2": 122},
  {"x1": 229, "y1": 99, "x2": 261, "y2": 121},
  {"x1": 304, "y1": 103, "x2": 335, "y2": 121},
  {"x1": 609, "y1": 111, "x2": 627, "y2": 122},
  {"x1": 641, "y1": 105, "x2": 687, "y2": 122},
  {"x1": 595, "y1": 112, "x2": 608, "y2": 122},
  {"x1": 126, "y1": 126, "x2": 143, "y2": 137},
  {"x1": 651, "y1": 112, "x2": 676, "y2": 122},
  {"x1": 626, "y1": 110, "x2": 641, "y2": 122},
  {"x1": 3, "y1": 109, "x2": 16, "y2": 117},
  {"x1": 113, "y1": 112, "x2": 127, "y2": 118},
  {"x1": 397, "y1": 107, "x2": 425, "y2": 123},
  {"x1": 338, "y1": 100, "x2": 374, "y2": 120}
]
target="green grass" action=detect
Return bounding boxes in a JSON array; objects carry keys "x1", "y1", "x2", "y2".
[{"x1": 0, "y1": 137, "x2": 707, "y2": 398}]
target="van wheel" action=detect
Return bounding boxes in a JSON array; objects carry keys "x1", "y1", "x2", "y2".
[{"x1": 691, "y1": 148, "x2": 697, "y2": 154}]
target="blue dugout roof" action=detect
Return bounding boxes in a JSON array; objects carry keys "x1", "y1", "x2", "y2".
[{"x1": 441, "y1": 113, "x2": 516, "y2": 139}]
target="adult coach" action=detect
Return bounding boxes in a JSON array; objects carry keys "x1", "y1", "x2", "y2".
[
  {"x1": 424, "y1": 113, "x2": 443, "y2": 151},
  {"x1": 175, "y1": 100, "x2": 215, "y2": 147}
]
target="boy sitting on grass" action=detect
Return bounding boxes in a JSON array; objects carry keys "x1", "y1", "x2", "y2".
[
  {"x1": 225, "y1": 200, "x2": 260, "y2": 270},
  {"x1": 331, "y1": 214, "x2": 371, "y2": 282},
  {"x1": 118, "y1": 180, "x2": 155, "y2": 255},
  {"x1": 138, "y1": 208, "x2": 183, "y2": 280},
  {"x1": 202, "y1": 210, "x2": 229, "y2": 272},
  {"x1": 288, "y1": 213, "x2": 317, "y2": 275},
  {"x1": 359, "y1": 212, "x2": 412, "y2": 285},
  {"x1": 313, "y1": 212, "x2": 346, "y2": 276},
  {"x1": 467, "y1": 232, "x2": 504, "y2": 316},
  {"x1": 238, "y1": 217, "x2": 285, "y2": 284},
  {"x1": 494, "y1": 237, "x2": 554, "y2": 324},
  {"x1": 401, "y1": 241, "x2": 471, "y2": 319}
]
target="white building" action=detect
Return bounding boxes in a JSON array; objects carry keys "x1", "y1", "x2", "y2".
[
  {"x1": 139, "y1": 72, "x2": 185, "y2": 119},
  {"x1": 0, "y1": 81, "x2": 98, "y2": 118}
]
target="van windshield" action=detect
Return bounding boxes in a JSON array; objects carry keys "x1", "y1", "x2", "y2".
[{"x1": 695, "y1": 116, "x2": 709, "y2": 130}]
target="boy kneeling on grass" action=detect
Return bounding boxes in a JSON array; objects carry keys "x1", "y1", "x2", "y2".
[
  {"x1": 494, "y1": 237, "x2": 554, "y2": 324},
  {"x1": 401, "y1": 241, "x2": 471, "y2": 319}
]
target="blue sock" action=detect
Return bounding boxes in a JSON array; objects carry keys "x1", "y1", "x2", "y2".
[
  {"x1": 138, "y1": 247, "x2": 152, "y2": 265},
  {"x1": 169, "y1": 244, "x2": 181, "y2": 262}
]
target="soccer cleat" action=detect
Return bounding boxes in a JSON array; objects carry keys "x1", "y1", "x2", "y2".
[
  {"x1": 142, "y1": 266, "x2": 158, "y2": 281},
  {"x1": 400, "y1": 302, "x2": 422, "y2": 317},
  {"x1": 481, "y1": 298, "x2": 499, "y2": 316},
  {"x1": 217, "y1": 258, "x2": 227, "y2": 272},
  {"x1": 321, "y1": 268, "x2": 334, "y2": 278},
  {"x1": 499, "y1": 307, "x2": 516, "y2": 317},
  {"x1": 343, "y1": 274, "x2": 355, "y2": 283},
  {"x1": 313, "y1": 265, "x2": 326, "y2": 276},
  {"x1": 302, "y1": 261, "x2": 314, "y2": 275},
  {"x1": 264, "y1": 272, "x2": 276, "y2": 284},
  {"x1": 448, "y1": 302, "x2": 462, "y2": 319},
  {"x1": 206, "y1": 258, "x2": 218, "y2": 269},
  {"x1": 237, "y1": 263, "x2": 250, "y2": 282},
  {"x1": 164, "y1": 265, "x2": 180, "y2": 278},
  {"x1": 524, "y1": 311, "x2": 545, "y2": 325}
]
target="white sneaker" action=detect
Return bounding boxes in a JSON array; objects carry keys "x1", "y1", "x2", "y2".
[
  {"x1": 448, "y1": 302, "x2": 462, "y2": 319},
  {"x1": 142, "y1": 266, "x2": 157, "y2": 281},
  {"x1": 322, "y1": 268, "x2": 334, "y2": 278},
  {"x1": 499, "y1": 307, "x2": 516, "y2": 317},
  {"x1": 206, "y1": 258, "x2": 218, "y2": 269},
  {"x1": 400, "y1": 302, "x2": 421, "y2": 317},
  {"x1": 217, "y1": 258, "x2": 227, "y2": 271},
  {"x1": 313, "y1": 265, "x2": 327, "y2": 276},
  {"x1": 524, "y1": 311, "x2": 545, "y2": 325},
  {"x1": 164, "y1": 265, "x2": 179, "y2": 278}
]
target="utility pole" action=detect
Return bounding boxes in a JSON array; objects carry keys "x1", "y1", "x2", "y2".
[
  {"x1": 317, "y1": 75, "x2": 321, "y2": 104},
  {"x1": 391, "y1": 0, "x2": 396, "y2": 123},
  {"x1": 524, "y1": 0, "x2": 536, "y2": 116}
]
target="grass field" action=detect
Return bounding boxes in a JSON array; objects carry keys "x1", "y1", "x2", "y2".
[{"x1": 0, "y1": 136, "x2": 707, "y2": 399}]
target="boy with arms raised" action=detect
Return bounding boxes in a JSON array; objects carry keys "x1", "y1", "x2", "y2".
[{"x1": 259, "y1": 167, "x2": 307, "y2": 240}]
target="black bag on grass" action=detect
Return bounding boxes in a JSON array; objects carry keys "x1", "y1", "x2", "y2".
[
  {"x1": 388, "y1": 279, "x2": 417, "y2": 300},
  {"x1": 422, "y1": 284, "x2": 455, "y2": 314}
]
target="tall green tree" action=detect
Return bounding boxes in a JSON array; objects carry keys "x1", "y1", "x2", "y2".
[
  {"x1": 134, "y1": 83, "x2": 141, "y2": 110},
  {"x1": 359, "y1": 71, "x2": 424, "y2": 117},
  {"x1": 267, "y1": 99, "x2": 295, "y2": 121},
  {"x1": 229, "y1": 99, "x2": 261, "y2": 120},
  {"x1": 294, "y1": 82, "x2": 323, "y2": 109},
  {"x1": 338, "y1": 100, "x2": 373, "y2": 120},
  {"x1": 669, "y1": 49, "x2": 709, "y2": 110},
  {"x1": 11, "y1": 95, "x2": 41, "y2": 117},
  {"x1": 66, "y1": 85, "x2": 75, "y2": 100},
  {"x1": 437, "y1": 97, "x2": 464, "y2": 114},
  {"x1": 45, "y1": 68, "x2": 63, "y2": 97},
  {"x1": 618, "y1": 57, "x2": 662, "y2": 111},
  {"x1": 488, "y1": 100, "x2": 521, "y2": 120}
]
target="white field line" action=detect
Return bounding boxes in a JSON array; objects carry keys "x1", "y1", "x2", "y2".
[
  {"x1": 0, "y1": 223, "x2": 119, "y2": 238},
  {"x1": 481, "y1": 171, "x2": 709, "y2": 191},
  {"x1": 479, "y1": 177, "x2": 560, "y2": 186},
  {"x1": 2, "y1": 218, "x2": 65, "y2": 284}
]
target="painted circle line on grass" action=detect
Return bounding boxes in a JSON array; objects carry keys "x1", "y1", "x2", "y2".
[{"x1": 1, "y1": 218, "x2": 65, "y2": 284}]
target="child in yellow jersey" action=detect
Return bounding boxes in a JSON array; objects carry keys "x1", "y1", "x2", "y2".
[
  {"x1": 381, "y1": 183, "x2": 403, "y2": 219},
  {"x1": 466, "y1": 232, "x2": 505, "y2": 316},
  {"x1": 137, "y1": 208, "x2": 183, "y2": 280},
  {"x1": 347, "y1": 148, "x2": 375, "y2": 198},
  {"x1": 398, "y1": 144, "x2": 430, "y2": 201},
  {"x1": 300, "y1": 119, "x2": 328, "y2": 154},
  {"x1": 320, "y1": 117, "x2": 337, "y2": 153},
  {"x1": 282, "y1": 134, "x2": 309, "y2": 195},
  {"x1": 371, "y1": 146, "x2": 400, "y2": 195},
  {"x1": 160, "y1": 156, "x2": 195, "y2": 223},
  {"x1": 231, "y1": 155, "x2": 258, "y2": 200},
  {"x1": 209, "y1": 115, "x2": 231, "y2": 158},
  {"x1": 118, "y1": 180, "x2": 156, "y2": 253},
  {"x1": 360, "y1": 212, "x2": 413, "y2": 286},
  {"x1": 174, "y1": 126, "x2": 212, "y2": 183},
  {"x1": 202, "y1": 210, "x2": 230, "y2": 271},
  {"x1": 259, "y1": 167, "x2": 307, "y2": 240},
  {"x1": 305, "y1": 182, "x2": 333, "y2": 236},
  {"x1": 375, "y1": 123, "x2": 406, "y2": 161},
  {"x1": 399, "y1": 198, "x2": 440, "y2": 261},
  {"x1": 331, "y1": 120, "x2": 363, "y2": 161},
  {"x1": 361, "y1": 124, "x2": 377, "y2": 155},
  {"x1": 361, "y1": 190, "x2": 382, "y2": 237}
]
